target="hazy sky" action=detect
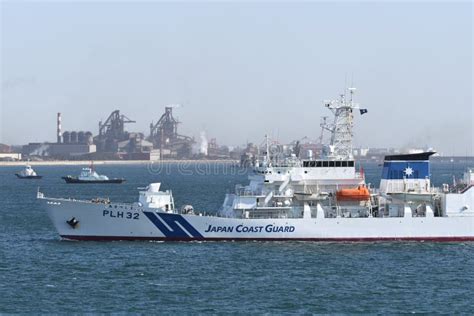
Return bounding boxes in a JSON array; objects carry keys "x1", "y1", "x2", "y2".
[{"x1": 1, "y1": 1, "x2": 472, "y2": 155}]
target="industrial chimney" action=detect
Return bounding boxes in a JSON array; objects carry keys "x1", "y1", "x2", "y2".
[{"x1": 57, "y1": 112, "x2": 62, "y2": 143}]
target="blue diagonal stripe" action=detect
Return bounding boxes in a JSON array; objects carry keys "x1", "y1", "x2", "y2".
[
  {"x1": 143, "y1": 212, "x2": 203, "y2": 239},
  {"x1": 158, "y1": 213, "x2": 204, "y2": 238}
]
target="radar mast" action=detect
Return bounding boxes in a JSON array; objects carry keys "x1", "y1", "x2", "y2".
[{"x1": 323, "y1": 87, "x2": 366, "y2": 160}]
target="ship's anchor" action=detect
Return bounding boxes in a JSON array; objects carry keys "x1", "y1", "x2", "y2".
[{"x1": 66, "y1": 217, "x2": 79, "y2": 228}]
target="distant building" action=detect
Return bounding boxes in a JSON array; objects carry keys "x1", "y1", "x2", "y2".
[
  {"x1": 119, "y1": 149, "x2": 161, "y2": 161},
  {"x1": 0, "y1": 143, "x2": 22, "y2": 160},
  {"x1": 0, "y1": 143, "x2": 12, "y2": 153},
  {"x1": 207, "y1": 138, "x2": 230, "y2": 159},
  {"x1": 0, "y1": 153, "x2": 22, "y2": 160},
  {"x1": 117, "y1": 138, "x2": 153, "y2": 154},
  {"x1": 22, "y1": 143, "x2": 96, "y2": 158}
]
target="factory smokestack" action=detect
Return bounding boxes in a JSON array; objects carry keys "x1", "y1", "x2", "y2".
[{"x1": 57, "y1": 112, "x2": 62, "y2": 143}]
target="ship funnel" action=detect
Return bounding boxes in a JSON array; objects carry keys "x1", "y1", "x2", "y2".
[
  {"x1": 148, "y1": 183, "x2": 161, "y2": 192},
  {"x1": 379, "y1": 152, "x2": 436, "y2": 194}
]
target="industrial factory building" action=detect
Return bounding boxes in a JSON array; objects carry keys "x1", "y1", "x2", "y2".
[
  {"x1": 21, "y1": 107, "x2": 201, "y2": 160},
  {"x1": 0, "y1": 143, "x2": 22, "y2": 161},
  {"x1": 22, "y1": 113, "x2": 96, "y2": 159},
  {"x1": 148, "y1": 106, "x2": 195, "y2": 159},
  {"x1": 94, "y1": 110, "x2": 136, "y2": 153}
]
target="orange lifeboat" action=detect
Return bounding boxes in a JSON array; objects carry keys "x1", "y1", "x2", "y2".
[{"x1": 336, "y1": 185, "x2": 370, "y2": 201}]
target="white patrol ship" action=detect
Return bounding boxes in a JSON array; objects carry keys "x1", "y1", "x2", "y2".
[
  {"x1": 16, "y1": 164, "x2": 42, "y2": 179},
  {"x1": 38, "y1": 89, "x2": 474, "y2": 241}
]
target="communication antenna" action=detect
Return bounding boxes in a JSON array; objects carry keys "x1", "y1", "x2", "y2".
[
  {"x1": 348, "y1": 87, "x2": 357, "y2": 102},
  {"x1": 344, "y1": 73, "x2": 348, "y2": 95}
]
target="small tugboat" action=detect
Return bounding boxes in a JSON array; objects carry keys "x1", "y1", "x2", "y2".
[
  {"x1": 62, "y1": 164, "x2": 125, "y2": 184},
  {"x1": 15, "y1": 164, "x2": 42, "y2": 179}
]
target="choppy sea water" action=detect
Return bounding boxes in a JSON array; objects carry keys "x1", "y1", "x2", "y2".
[{"x1": 0, "y1": 162, "x2": 473, "y2": 314}]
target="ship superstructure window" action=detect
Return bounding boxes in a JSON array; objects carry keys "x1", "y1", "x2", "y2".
[{"x1": 302, "y1": 160, "x2": 355, "y2": 168}]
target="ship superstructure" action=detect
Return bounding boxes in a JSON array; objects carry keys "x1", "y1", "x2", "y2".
[{"x1": 220, "y1": 88, "x2": 369, "y2": 220}]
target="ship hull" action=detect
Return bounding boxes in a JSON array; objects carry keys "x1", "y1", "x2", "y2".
[
  {"x1": 61, "y1": 177, "x2": 125, "y2": 184},
  {"x1": 40, "y1": 198, "x2": 474, "y2": 242},
  {"x1": 15, "y1": 174, "x2": 42, "y2": 179},
  {"x1": 58, "y1": 236, "x2": 474, "y2": 242}
]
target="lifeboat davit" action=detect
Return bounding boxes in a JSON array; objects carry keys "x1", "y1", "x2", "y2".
[{"x1": 336, "y1": 185, "x2": 370, "y2": 201}]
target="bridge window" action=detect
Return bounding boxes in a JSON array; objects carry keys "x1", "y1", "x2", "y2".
[
  {"x1": 303, "y1": 161, "x2": 318, "y2": 167},
  {"x1": 335, "y1": 161, "x2": 341, "y2": 167},
  {"x1": 348, "y1": 161, "x2": 355, "y2": 167},
  {"x1": 323, "y1": 161, "x2": 329, "y2": 167},
  {"x1": 316, "y1": 161, "x2": 322, "y2": 167}
]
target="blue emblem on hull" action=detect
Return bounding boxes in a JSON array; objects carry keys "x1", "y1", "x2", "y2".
[{"x1": 144, "y1": 212, "x2": 203, "y2": 239}]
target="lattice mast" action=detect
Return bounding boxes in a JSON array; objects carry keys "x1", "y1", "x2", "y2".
[{"x1": 323, "y1": 88, "x2": 365, "y2": 160}]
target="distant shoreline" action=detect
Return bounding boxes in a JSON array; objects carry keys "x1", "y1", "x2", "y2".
[
  {"x1": 0, "y1": 160, "x2": 240, "y2": 166},
  {"x1": 1, "y1": 156, "x2": 473, "y2": 167}
]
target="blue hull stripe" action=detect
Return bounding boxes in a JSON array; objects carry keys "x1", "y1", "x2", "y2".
[{"x1": 144, "y1": 212, "x2": 203, "y2": 238}]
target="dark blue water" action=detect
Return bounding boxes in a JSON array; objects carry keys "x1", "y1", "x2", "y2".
[{"x1": 1, "y1": 162, "x2": 473, "y2": 313}]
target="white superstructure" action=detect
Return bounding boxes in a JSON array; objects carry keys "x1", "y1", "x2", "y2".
[
  {"x1": 221, "y1": 88, "x2": 369, "y2": 220},
  {"x1": 78, "y1": 167, "x2": 109, "y2": 181},
  {"x1": 20, "y1": 165, "x2": 38, "y2": 177}
]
